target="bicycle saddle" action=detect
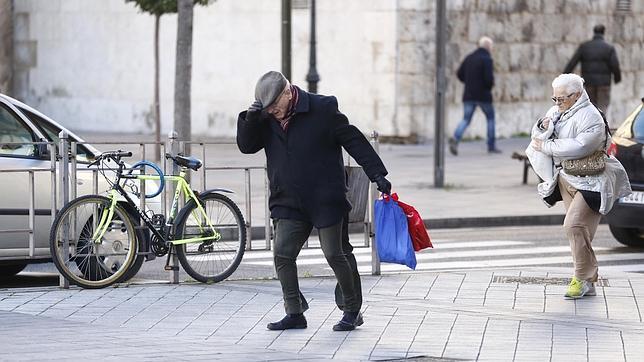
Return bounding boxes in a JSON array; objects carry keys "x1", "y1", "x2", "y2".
[{"x1": 174, "y1": 155, "x2": 202, "y2": 171}]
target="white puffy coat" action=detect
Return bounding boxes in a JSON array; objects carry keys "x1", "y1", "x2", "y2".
[{"x1": 526, "y1": 91, "x2": 631, "y2": 214}]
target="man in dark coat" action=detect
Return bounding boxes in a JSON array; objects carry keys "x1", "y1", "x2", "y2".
[
  {"x1": 237, "y1": 71, "x2": 391, "y2": 331},
  {"x1": 564, "y1": 24, "x2": 621, "y2": 113},
  {"x1": 449, "y1": 36, "x2": 500, "y2": 156}
]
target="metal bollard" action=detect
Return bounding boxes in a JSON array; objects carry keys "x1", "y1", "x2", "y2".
[
  {"x1": 58, "y1": 132, "x2": 70, "y2": 288},
  {"x1": 369, "y1": 131, "x2": 381, "y2": 276},
  {"x1": 168, "y1": 131, "x2": 180, "y2": 284}
]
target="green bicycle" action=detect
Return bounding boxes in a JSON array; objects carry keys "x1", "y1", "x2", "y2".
[{"x1": 49, "y1": 151, "x2": 246, "y2": 288}]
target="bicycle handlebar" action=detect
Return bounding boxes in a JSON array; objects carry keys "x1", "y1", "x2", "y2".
[{"x1": 87, "y1": 150, "x2": 133, "y2": 168}]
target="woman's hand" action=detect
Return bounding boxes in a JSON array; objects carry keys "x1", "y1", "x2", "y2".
[
  {"x1": 530, "y1": 138, "x2": 543, "y2": 151},
  {"x1": 538, "y1": 116, "x2": 551, "y2": 130}
]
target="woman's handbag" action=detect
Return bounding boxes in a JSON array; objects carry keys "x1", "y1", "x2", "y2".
[
  {"x1": 561, "y1": 107, "x2": 610, "y2": 177},
  {"x1": 562, "y1": 150, "x2": 606, "y2": 176}
]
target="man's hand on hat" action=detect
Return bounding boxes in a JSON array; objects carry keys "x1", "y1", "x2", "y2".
[
  {"x1": 374, "y1": 174, "x2": 392, "y2": 195},
  {"x1": 246, "y1": 100, "x2": 263, "y2": 123}
]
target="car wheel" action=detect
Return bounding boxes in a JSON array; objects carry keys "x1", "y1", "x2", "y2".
[
  {"x1": 609, "y1": 224, "x2": 644, "y2": 248},
  {"x1": 0, "y1": 263, "x2": 28, "y2": 277}
]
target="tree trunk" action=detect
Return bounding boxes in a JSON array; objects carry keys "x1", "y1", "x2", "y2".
[{"x1": 174, "y1": 0, "x2": 193, "y2": 148}]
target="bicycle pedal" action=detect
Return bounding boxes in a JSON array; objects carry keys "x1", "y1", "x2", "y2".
[{"x1": 164, "y1": 265, "x2": 179, "y2": 271}]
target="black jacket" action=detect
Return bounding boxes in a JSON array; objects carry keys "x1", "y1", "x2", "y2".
[
  {"x1": 457, "y1": 47, "x2": 495, "y2": 103},
  {"x1": 237, "y1": 87, "x2": 388, "y2": 228},
  {"x1": 563, "y1": 35, "x2": 621, "y2": 87}
]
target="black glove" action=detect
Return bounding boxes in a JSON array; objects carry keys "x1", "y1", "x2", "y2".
[
  {"x1": 374, "y1": 174, "x2": 391, "y2": 195},
  {"x1": 246, "y1": 100, "x2": 263, "y2": 123}
]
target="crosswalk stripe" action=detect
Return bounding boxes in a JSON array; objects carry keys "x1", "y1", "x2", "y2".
[
  {"x1": 242, "y1": 240, "x2": 530, "y2": 260},
  {"x1": 243, "y1": 246, "x2": 611, "y2": 266}
]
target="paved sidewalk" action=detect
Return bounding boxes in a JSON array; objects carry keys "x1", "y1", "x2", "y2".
[{"x1": 2, "y1": 267, "x2": 643, "y2": 361}]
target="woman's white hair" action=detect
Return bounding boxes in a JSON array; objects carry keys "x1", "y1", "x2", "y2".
[{"x1": 552, "y1": 73, "x2": 585, "y2": 94}]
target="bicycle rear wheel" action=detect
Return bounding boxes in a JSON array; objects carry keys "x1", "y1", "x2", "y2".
[
  {"x1": 50, "y1": 195, "x2": 138, "y2": 288},
  {"x1": 175, "y1": 192, "x2": 246, "y2": 283}
]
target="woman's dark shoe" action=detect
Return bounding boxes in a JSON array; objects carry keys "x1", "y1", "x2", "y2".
[
  {"x1": 267, "y1": 314, "x2": 307, "y2": 330},
  {"x1": 333, "y1": 311, "x2": 364, "y2": 331}
]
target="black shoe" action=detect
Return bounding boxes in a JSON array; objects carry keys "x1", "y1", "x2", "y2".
[
  {"x1": 448, "y1": 138, "x2": 458, "y2": 156},
  {"x1": 488, "y1": 148, "x2": 502, "y2": 154},
  {"x1": 333, "y1": 311, "x2": 364, "y2": 331},
  {"x1": 267, "y1": 314, "x2": 307, "y2": 330}
]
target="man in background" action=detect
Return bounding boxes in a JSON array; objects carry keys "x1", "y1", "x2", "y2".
[
  {"x1": 564, "y1": 24, "x2": 621, "y2": 114},
  {"x1": 449, "y1": 36, "x2": 501, "y2": 156}
]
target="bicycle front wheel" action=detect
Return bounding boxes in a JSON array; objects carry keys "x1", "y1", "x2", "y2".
[
  {"x1": 50, "y1": 195, "x2": 138, "y2": 288},
  {"x1": 175, "y1": 192, "x2": 246, "y2": 283}
]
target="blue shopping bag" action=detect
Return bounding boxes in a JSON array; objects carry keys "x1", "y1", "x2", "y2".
[{"x1": 374, "y1": 194, "x2": 417, "y2": 270}]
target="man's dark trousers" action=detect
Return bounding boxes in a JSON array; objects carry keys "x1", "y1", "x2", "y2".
[
  {"x1": 586, "y1": 85, "x2": 611, "y2": 113},
  {"x1": 273, "y1": 218, "x2": 361, "y2": 314},
  {"x1": 335, "y1": 215, "x2": 362, "y2": 311}
]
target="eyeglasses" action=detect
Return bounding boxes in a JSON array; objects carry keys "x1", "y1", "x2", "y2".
[{"x1": 551, "y1": 93, "x2": 576, "y2": 104}]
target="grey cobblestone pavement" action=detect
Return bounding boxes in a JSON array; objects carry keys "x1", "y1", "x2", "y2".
[{"x1": 2, "y1": 268, "x2": 644, "y2": 361}]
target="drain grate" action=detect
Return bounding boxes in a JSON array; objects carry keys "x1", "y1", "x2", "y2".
[{"x1": 492, "y1": 275, "x2": 610, "y2": 287}]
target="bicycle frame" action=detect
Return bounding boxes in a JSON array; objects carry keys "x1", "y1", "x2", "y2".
[{"x1": 93, "y1": 169, "x2": 221, "y2": 247}]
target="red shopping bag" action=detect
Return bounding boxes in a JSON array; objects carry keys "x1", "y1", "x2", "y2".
[{"x1": 391, "y1": 194, "x2": 433, "y2": 251}]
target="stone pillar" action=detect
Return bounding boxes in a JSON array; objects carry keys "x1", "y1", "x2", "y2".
[{"x1": 0, "y1": 0, "x2": 12, "y2": 94}]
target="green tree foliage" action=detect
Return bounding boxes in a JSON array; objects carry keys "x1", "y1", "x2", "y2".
[{"x1": 126, "y1": 0, "x2": 210, "y2": 16}]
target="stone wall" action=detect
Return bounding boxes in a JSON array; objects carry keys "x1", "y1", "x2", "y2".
[
  {"x1": 0, "y1": 0, "x2": 12, "y2": 94},
  {"x1": 6, "y1": 0, "x2": 644, "y2": 140},
  {"x1": 398, "y1": 0, "x2": 644, "y2": 141}
]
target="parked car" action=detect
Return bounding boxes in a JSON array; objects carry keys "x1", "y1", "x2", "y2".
[
  {"x1": 0, "y1": 93, "x2": 159, "y2": 276},
  {"x1": 606, "y1": 97, "x2": 644, "y2": 247}
]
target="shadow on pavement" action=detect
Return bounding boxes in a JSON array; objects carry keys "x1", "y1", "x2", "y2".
[{"x1": 0, "y1": 272, "x2": 59, "y2": 289}]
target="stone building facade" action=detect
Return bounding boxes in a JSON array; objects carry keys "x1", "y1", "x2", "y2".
[{"x1": 3, "y1": 0, "x2": 643, "y2": 140}]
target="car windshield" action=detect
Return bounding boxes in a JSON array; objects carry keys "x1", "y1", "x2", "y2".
[
  {"x1": 18, "y1": 107, "x2": 95, "y2": 163},
  {"x1": 633, "y1": 106, "x2": 644, "y2": 141}
]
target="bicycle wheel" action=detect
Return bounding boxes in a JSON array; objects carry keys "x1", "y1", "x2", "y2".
[
  {"x1": 175, "y1": 192, "x2": 246, "y2": 283},
  {"x1": 50, "y1": 195, "x2": 138, "y2": 288}
]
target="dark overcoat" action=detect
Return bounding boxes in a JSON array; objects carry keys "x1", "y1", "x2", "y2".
[
  {"x1": 237, "y1": 87, "x2": 387, "y2": 228},
  {"x1": 563, "y1": 34, "x2": 621, "y2": 87},
  {"x1": 457, "y1": 47, "x2": 495, "y2": 103}
]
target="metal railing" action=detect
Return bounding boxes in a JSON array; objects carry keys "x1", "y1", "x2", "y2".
[
  {"x1": 0, "y1": 142, "x2": 57, "y2": 260},
  {"x1": 0, "y1": 131, "x2": 382, "y2": 282}
]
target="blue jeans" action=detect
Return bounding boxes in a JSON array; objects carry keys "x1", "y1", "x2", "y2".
[{"x1": 453, "y1": 101, "x2": 496, "y2": 150}]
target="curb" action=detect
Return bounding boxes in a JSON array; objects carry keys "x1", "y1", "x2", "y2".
[
  {"x1": 424, "y1": 214, "x2": 566, "y2": 229},
  {"x1": 423, "y1": 214, "x2": 609, "y2": 229}
]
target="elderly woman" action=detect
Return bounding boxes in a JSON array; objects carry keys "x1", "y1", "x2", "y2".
[{"x1": 527, "y1": 73, "x2": 631, "y2": 299}]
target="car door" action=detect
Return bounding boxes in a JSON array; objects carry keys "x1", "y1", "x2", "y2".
[{"x1": 0, "y1": 98, "x2": 53, "y2": 259}]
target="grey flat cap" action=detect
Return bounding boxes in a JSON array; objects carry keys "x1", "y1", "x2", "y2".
[{"x1": 255, "y1": 71, "x2": 287, "y2": 109}]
